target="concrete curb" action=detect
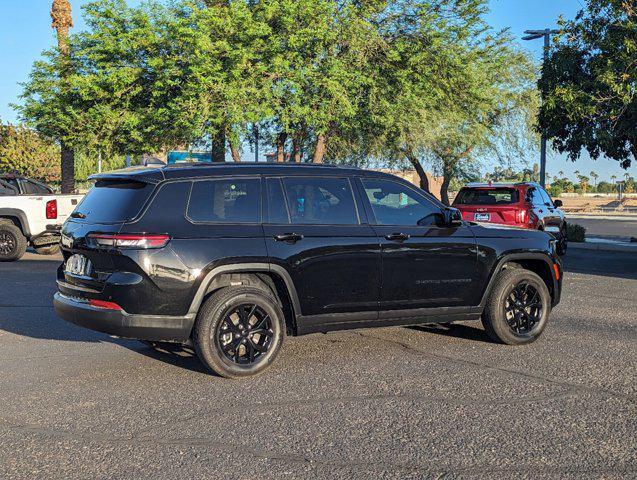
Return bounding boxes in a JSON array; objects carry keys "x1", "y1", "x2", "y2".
[{"x1": 569, "y1": 241, "x2": 637, "y2": 253}]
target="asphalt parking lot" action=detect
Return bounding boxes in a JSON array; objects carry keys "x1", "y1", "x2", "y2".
[{"x1": 0, "y1": 250, "x2": 636, "y2": 479}]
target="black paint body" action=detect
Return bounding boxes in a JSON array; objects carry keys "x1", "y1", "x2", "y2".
[{"x1": 54, "y1": 164, "x2": 562, "y2": 341}]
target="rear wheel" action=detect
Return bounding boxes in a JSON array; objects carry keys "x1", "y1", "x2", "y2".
[
  {"x1": 482, "y1": 268, "x2": 550, "y2": 345},
  {"x1": 0, "y1": 224, "x2": 27, "y2": 262},
  {"x1": 193, "y1": 286, "x2": 285, "y2": 378}
]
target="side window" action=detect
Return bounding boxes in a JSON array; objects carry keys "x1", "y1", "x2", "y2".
[
  {"x1": 362, "y1": 178, "x2": 440, "y2": 226},
  {"x1": 539, "y1": 188, "x2": 553, "y2": 206},
  {"x1": 0, "y1": 180, "x2": 17, "y2": 195},
  {"x1": 527, "y1": 188, "x2": 544, "y2": 206},
  {"x1": 266, "y1": 178, "x2": 290, "y2": 224},
  {"x1": 187, "y1": 178, "x2": 261, "y2": 223},
  {"x1": 26, "y1": 180, "x2": 51, "y2": 195},
  {"x1": 281, "y1": 177, "x2": 358, "y2": 225}
]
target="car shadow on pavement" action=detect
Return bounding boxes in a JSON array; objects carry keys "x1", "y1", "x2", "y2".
[
  {"x1": 562, "y1": 250, "x2": 637, "y2": 280},
  {"x1": 409, "y1": 322, "x2": 493, "y2": 343},
  {"x1": 130, "y1": 343, "x2": 212, "y2": 375}
]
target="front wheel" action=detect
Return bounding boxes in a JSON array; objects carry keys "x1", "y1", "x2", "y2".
[
  {"x1": 482, "y1": 268, "x2": 551, "y2": 345},
  {"x1": 193, "y1": 286, "x2": 285, "y2": 378}
]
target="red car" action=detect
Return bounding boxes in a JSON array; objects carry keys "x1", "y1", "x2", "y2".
[{"x1": 453, "y1": 182, "x2": 567, "y2": 255}]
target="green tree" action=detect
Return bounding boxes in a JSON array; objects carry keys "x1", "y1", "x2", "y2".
[
  {"x1": 538, "y1": 0, "x2": 637, "y2": 170},
  {"x1": 0, "y1": 122, "x2": 60, "y2": 182}
]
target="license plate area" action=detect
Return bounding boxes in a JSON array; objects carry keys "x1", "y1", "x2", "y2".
[
  {"x1": 474, "y1": 213, "x2": 491, "y2": 222},
  {"x1": 65, "y1": 254, "x2": 93, "y2": 277}
]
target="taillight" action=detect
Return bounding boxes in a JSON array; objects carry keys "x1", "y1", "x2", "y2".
[
  {"x1": 87, "y1": 233, "x2": 170, "y2": 250},
  {"x1": 46, "y1": 200, "x2": 58, "y2": 219},
  {"x1": 516, "y1": 209, "x2": 527, "y2": 224}
]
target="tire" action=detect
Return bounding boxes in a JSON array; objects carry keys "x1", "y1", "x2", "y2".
[
  {"x1": 193, "y1": 286, "x2": 285, "y2": 378},
  {"x1": 34, "y1": 244, "x2": 60, "y2": 255},
  {"x1": 557, "y1": 226, "x2": 568, "y2": 256},
  {"x1": 482, "y1": 268, "x2": 551, "y2": 345},
  {"x1": 0, "y1": 224, "x2": 27, "y2": 262}
]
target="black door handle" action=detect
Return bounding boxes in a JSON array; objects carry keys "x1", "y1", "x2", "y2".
[
  {"x1": 273, "y1": 233, "x2": 304, "y2": 243},
  {"x1": 385, "y1": 233, "x2": 410, "y2": 241}
]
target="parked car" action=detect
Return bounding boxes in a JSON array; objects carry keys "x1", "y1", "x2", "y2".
[
  {"x1": 453, "y1": 182, "x2": 567, "y2": 255},
  {"x1": 54, "y1": 164, "x2": 562, "y2": 378},
  {"x1": 0, "y1": 174, "x2": 84, "y2": 261}
]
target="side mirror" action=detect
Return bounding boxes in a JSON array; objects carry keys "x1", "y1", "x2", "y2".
[
  {"x1": 443, "y1": 207, "x2": 463, "y2": 227},
  {"x1": 553, "y1": 199, "x2": 563, "y2": 208}
]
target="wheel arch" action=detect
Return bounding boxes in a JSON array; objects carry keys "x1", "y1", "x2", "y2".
[
  {"x1": 480, "y1": 253, "x2": 558, "y2": 307},
  {"x1": 187, "y1": 263, "x2": 301, "y2": 335},
  {"x1": 0, "y1": 209, "x2": 30, "y2": 237}
]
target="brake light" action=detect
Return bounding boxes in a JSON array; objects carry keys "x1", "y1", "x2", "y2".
[
  {"x1": 89, "y1": 299, "x2": 123, "y2": 310},
  {"x1": 87, "y1": 233, "x2": 170, "y2": 249},
  {"x1": 516, "y1": 209, "x2": 527, "y2": 224},
  {"x1": 46, "y1": 200, "x2": 58, "y2": 219}
]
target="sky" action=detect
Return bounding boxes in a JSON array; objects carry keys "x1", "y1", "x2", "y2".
[{"x1": 0, "y1": 0, "x2": 634, "y2": 182}]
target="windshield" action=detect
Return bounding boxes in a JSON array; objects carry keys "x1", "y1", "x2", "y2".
[
  {"x1": 454, "y1": 188, "x2": 519, "y2": 206},
  {"x1": 73, "y1": 179, "x2": 155, "y2": 223}
]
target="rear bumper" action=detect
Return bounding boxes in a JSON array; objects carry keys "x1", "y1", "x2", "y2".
[{"x1": 53, "y1": 292, "x2": 195, "y2": 342}]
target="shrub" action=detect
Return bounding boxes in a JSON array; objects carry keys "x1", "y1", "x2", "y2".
[
  {"x1": 549, "y1": 185, "x2": 563, "y2": 197},
  {"x1": 566, "y1": 223, "x2": 586, "y2": 242}
]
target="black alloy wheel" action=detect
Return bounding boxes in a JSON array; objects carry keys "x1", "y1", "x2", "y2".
[
  {"x1": 193, "y1": 286, "x2": 285, "y2": 378},
  {"x1": 482, "y1": 267, "x2": 550, "y2": 345},
  {"x1": 0, "y1": 224, "x2": 27, "y2": 261},
  {"x1": 0, "y1": 231, "x2": 16, "y2": 255},
  {"x1": 216, "y1": 303, "x2": 274, "y2": 365},
  {"x1": 504, "y1": 281, "x2": 543, "y2": 334}
]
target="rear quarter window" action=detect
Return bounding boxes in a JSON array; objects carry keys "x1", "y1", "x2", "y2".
[
  {"x1": 187, "y1": 178, "x2": 262, "y2": 223},
  {"x1": 74, "y1": 179, "x2": 155, "y2": 223}
]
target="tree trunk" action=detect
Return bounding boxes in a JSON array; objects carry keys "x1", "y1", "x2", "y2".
[
  {"x1": 51, "y1": 0, "x2": 75, "y2": 193},
  {"x1": 440, "y1": 160, "x2": 455, "y2": 206},
  {"x1": 211, "y1": 129, "x2": 225, "y2": 162},
  {"x1": 60, "y1": 143, "x2": 75, "y2": 194},
  {"x1": 312, "y1": 134, "x2": 327, "y2": 163},
  {"x1": 276, "y1": 132, "x2": 287, "y2": 162},
  {"x1": 228, "y1": 138, "x2": 241, "y2": 162},
  {"x1": 292, "y1": 133, "x2": 302, "y2": 162},
  {"x1": 405, "y1": 153, "x2": 429, "y2": 192}
]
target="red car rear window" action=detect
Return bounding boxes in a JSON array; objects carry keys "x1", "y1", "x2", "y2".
[{"x1": 454, "y1": 188, "x2": 519, "y2": 205}]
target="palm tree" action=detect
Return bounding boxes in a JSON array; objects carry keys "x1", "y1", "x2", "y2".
[
  {"x1": 51, "y1": 0, "x2": 74, "y2": 193},
  {"x1": 558, "y1": 170, "x2": 565, "y2": 179},
  {"x1": 590, "y1": 171, "x2": 598, "y2": 190}
]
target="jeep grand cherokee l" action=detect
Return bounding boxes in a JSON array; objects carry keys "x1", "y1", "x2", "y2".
[{"x1": 54, "y1": 163, "x2": 562, "y2": 378}]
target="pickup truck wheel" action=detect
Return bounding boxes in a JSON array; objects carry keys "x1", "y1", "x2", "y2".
[
  {"x1": 193, "y1": 286, "x2": 285, "y2": 378},
  {"x1": 482, "y1": 268, "x2": 550, "y2": 345},
  {"x1": 0, "y1": 224, "x2": 27, "y2": 262},
  {"x1": 34, "y1": 244, "x2": 60, "y2": 255}
]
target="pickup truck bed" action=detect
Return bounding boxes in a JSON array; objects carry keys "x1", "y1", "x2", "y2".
[{"x1": 0, "y1": 175, "x2": 84, "y2": 261}]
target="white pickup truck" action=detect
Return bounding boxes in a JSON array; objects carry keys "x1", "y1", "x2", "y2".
[{"x1": 0, "y1": 175, "x2": 84, "y2": 261}]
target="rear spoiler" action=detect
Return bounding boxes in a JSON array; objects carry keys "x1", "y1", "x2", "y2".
[{"x1": 88, "y1": 166, "x2": 164, "y2": 184}]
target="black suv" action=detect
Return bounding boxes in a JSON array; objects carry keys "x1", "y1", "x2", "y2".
[{"x1": 54, "y1": 164, "x2": 562, "y2": 378}]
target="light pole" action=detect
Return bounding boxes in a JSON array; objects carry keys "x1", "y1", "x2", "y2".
[{"x1": 523, "y1": 28, "x2": 561, "y2": 188}]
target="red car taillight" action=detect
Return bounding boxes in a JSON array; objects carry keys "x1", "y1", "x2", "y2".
[
  {"x1": 516, "y1": 209, "x2": 528, "y2": 224},
  {"x1": 87, "y1": 233, "x2": 170, "y2": 250},
  {"x1": 46, "y1": 200, "x2": 58, "y2": 219}
]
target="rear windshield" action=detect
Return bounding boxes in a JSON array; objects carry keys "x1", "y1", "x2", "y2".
[
  {"x1": 73, "y1": 179, "x2": 155, "y2": 223},
  {"x1": 454, "y1": 188, "x2": 519, "y2": 205}
]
